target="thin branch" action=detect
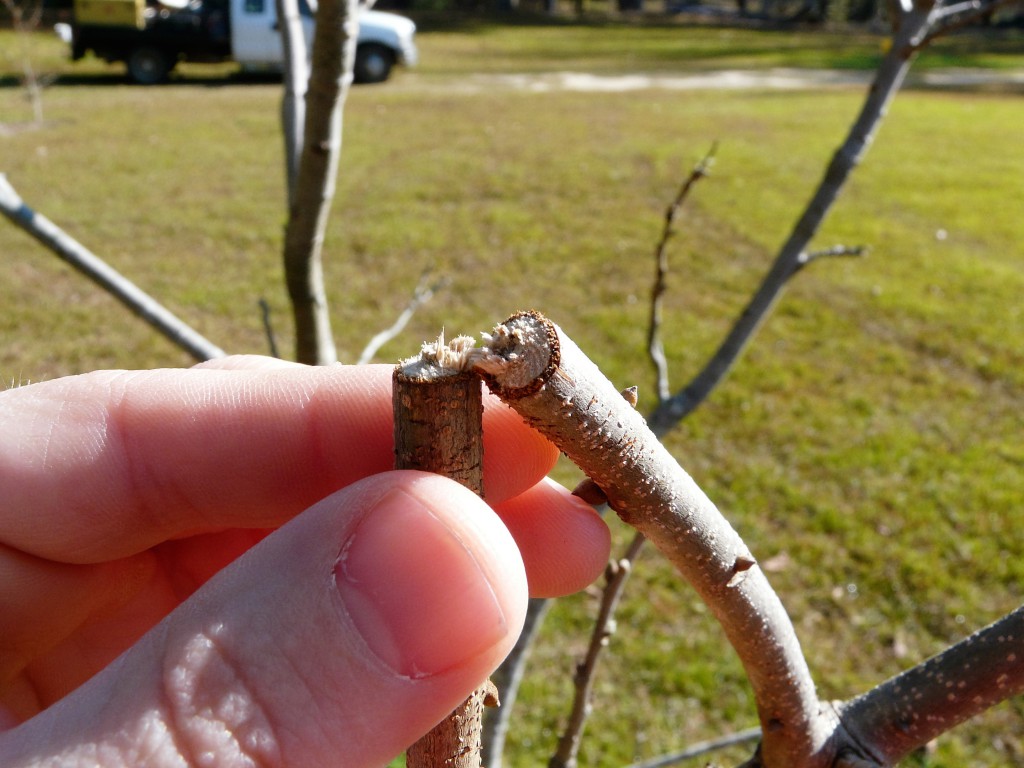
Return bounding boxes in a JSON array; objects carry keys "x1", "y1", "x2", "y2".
[
  {"x1": 648, "y1": 4, "x2": 936, "y2": 433},
  {"x1": 472, "y1": 311, "x2": 837, "y2": 768},
  {"x1": 624, "y1": 726, "x2": 762, "y2": 768},
  {"x1": 836, "y1": 605, "x2": 1024, "y2": 766},
  {"x1": 550, "y1": 532, "x2": 646, "y2": 768},
  {"x1": 647, "y1": 144, "x2": 717, "y2": 403},
  {"x1": 258, "y1": 298, "x2": 281, "y2": 358},
  {"x1": 483, "y1": 596, "x2": 552, "y2": 768},
  {"x1": 0, "y1": 174, "x2": 225, "y2": 362},
  {"x1": 356, "y1": 271, "x2": 447, "y2": 365},
  {"x1": 934, "y1": 0, "x2": 983, "y2": 16},
  {"x1": 794, "y1": 244, "x2": 868, "y2": 273},
  {"x1": 918, "y1": 0, "x2": 1012, "y2": 44}
]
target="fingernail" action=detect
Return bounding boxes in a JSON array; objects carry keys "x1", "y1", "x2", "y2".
[{"x1": 334, "y1": 487, "x2": 508, "y2": 679}]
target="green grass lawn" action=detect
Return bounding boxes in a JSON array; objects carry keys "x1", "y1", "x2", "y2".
[{"x1": 2, "y1": 18, "x2": 1023, "y2": 767}]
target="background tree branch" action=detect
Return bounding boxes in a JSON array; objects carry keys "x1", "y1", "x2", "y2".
[
  {"x1": 647, "y1": 144, "x2": 716, "y2": 404},
  {"x1": 836, "y1": 604, "x2": 1024, "y2": 766},
  {"x1": 357, "y1": 271, "x2": 446, "y2": 365},
  {"x1": 648, "y1": 1, "x2": 939, "y2": 433},
  {"x1": 0, "y1": 174, "x2": 225, "y2": 362}
]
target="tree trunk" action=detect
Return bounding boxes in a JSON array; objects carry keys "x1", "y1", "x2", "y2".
[
  {"x1": 282, "y1": 0, "x2": 358, "y2": 364},
  {"x1": 275, "y1": 0, "x2": 308, "y2": 204}
]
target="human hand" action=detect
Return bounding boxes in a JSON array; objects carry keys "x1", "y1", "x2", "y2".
[{"x1": 0, "y1": 356, "x2": 611, "y2": 767}]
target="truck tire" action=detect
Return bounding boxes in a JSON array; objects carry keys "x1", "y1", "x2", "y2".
[
  {"x1": 127, "y1": 46, "x2": 174, "y2": 85},
  {"x1": 353, "y1": 44, "x2": 393, "y2": 84}
]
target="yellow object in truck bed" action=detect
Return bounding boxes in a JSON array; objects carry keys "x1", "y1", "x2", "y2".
[{"x1": 73, "y1": 0, "x2": 146, "y2": 28}]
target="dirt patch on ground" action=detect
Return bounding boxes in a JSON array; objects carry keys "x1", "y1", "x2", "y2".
[{"x1": 400, "y1": 67, "x2": 1024, "y2": 94}]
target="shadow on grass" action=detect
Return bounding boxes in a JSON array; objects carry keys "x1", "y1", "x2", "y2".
[{"x1": 0, "y1": 70, "x2": 285, "y2": 89}]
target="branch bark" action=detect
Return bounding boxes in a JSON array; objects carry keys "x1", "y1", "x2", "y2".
[
  {"x1": 472, "y1": 311, "x2": 837, "y2": 768},
  {"x1": 836, "y1": 605, "x2": 1024, "y2": 766},
  {"x1": 282, "y1": 0, "x2": 358, "y2": 364},
  {"x1": 395, "y1": 334, "x2": 495, "y2": 767},
  {"x1": 0, "y1": 174, "x2": 225, "y2": 362}
]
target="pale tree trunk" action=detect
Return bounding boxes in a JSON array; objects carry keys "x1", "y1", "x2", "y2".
[
  {"x1": 275, "y1": 0, "x2": 309, "y2": 203},
  {"x1": 282, "y1": 0, "x2": 358, "y2": 364}
]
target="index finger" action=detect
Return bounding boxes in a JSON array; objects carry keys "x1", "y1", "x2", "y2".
[{"x1": 0, "y1": 363, "x2": 558, "y2": 563}]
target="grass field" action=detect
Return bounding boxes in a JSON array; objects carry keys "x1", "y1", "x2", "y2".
[{"x1": 2, "y1": 18, "x2": 1023, "y2": 767}]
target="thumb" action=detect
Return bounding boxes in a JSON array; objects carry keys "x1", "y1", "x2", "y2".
[{"x1": 1, "y1": 471, "x2": 527, "y2": 768}]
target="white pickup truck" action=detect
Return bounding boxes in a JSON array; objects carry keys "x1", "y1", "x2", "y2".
[{"x1": 56, "y1": 0, "x2": 417, "y2": 85}]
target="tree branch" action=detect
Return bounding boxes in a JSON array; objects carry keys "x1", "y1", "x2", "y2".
[
  {"x1": 357, "y1": 271, "x2": 446, "y2": 365},
  {"x1": 482, "y1": 596, "x2": 552, "y2": 768},
  {"x1": 258, "y1": 298, "x2": 281, "y2": 358},
  {"x1": 472, "y1": 311, "x2": 837, "y2": 768},
  {"x1": 648, "y1": 144, "x2": 717, "y2": 404},
  {"x1": 549, "y1": 532, "x2": 646, "y2": 768},
  {"x1": 836, "y1": 605, "x2": 1024, "y2": 766},
  {"x1": 918, "y1": 0, "x2": 1012, "y2": 44},
  {"x1": 648, "y1": 5, "x2": 935, "y2": 433},
  {"x1": 794, "y1": 245, "x2": 868, "y2": 273},
  {"x1": 624, "y1": 726, "x2": 762, "y2": 768},
  {"x1": 275, "y1": 0, "x2": 309, "y2": 205},
  {"x1": 395, "y1": 333, "x2": 495, "y2": 767},
  {"x1": 0, "y1": 174, "x2": 225, "y2": 362}
]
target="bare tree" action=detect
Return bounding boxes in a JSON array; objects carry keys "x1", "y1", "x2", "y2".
[{"x1": 1, "y1": 0, "x2": 49, "y2": 126}]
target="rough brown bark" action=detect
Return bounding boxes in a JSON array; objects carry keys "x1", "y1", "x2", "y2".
[
  {"x1": 393, "y1": 369, "x2": 484, "y2": 495},
  {"x1": 405, "y1": 681, "x2": 500, "y2": 768},
  {"x1": 394, "y1": 347, "x2": 495, "y2": 767}
]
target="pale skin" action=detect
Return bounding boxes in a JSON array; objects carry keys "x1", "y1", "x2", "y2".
[{"x1": 0, "y1": 355, "x2": 611, "y2": 768}]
